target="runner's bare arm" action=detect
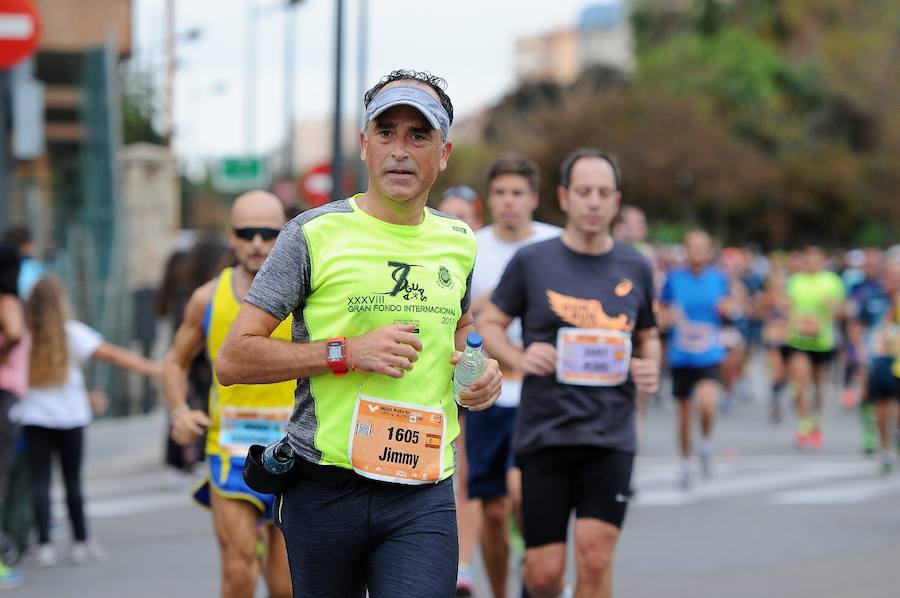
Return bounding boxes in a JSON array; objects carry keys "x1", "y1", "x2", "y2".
[
  {"x1": 218, "y1": 303, "x2": 426, "y2": 385},
  {"x1": 469, "y1": 294, "x2": 492, "y2": 320},
  {"x1": 162, "y1": 282, "x2": 214, "y2": 446},
  {"x1": 161, "y1": 281, "x2": 213, "y2": 412},
  {"x1": 0, "y1": 294, "x2": 23, "y2": 360},
  {"x1": 655, "y1": 301, "x2": 677, "y2": 332},
  {"x1": 478, "y1": 300, "x2": 521, "y2": 368},
  {"x1": 454, "y1": 309, "x2": 477, "y2": 351},
  {"x1": 93, "y1": 343, "x2": 160, "y2": 377},
  {"x1": 631, "y1": 327, "x2": 661, "y2": 395},
  {"x1": 479, "y1": 300, "x2": 555, "y2": 377},
  {"x1": 468, "y1": 295, "x2": 521, "y2": 373}
]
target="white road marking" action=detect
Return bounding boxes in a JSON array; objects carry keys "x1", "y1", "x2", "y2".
[
  {"x1": 770, "y1": 476, "x2": 900, "y2": 505},
  {"x1": 633, "y1": 456, "x2": 894, "y2": 507}
]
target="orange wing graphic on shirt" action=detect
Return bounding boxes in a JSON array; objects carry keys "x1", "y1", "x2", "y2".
[{"x1": 546, "y1": 290, "x2": 633, "y2": 331}]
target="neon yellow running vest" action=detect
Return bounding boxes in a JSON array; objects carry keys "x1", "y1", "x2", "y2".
[
  {"x1": 244, "y1": 196, "x2": 478, "y2": 481},
  {"x1": 205, "y1": 267, "x2": 295, "y2": 462}
]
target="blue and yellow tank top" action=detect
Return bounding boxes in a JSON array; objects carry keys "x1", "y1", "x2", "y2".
[
  {"x1": 205, "y1": 267, "x2": 295, "y2": 460},
  {"x1": 892, "y1": 300, "x2": 900, "y2": 378}
]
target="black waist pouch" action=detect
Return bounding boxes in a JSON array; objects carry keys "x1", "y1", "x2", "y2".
[{"x1": 243, "y1": 444, "x2": 299, "y2": 494}]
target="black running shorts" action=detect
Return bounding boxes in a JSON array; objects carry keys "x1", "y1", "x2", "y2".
[
  {"x1": 671, "y1": 365, "x2": 722, "y2": 401},
  {"x1": 517, "y1": 446, "x2": 634, "y2": 549}
]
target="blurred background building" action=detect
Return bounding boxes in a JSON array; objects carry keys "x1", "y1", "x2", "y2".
[
  {"x1": 3, "y1": 0, "x2": 179, "y2": 413},
  {"x1": 515, "y1": 1, "x2": 634, "y2": 85}
]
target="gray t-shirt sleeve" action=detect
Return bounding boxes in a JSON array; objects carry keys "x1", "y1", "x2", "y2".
[
  {"x1": 245, "y1": 219, "x2": 310, "y2": 320},
  {"x1": 460, "y1": 267, "x2": 473, "y2": 315}
]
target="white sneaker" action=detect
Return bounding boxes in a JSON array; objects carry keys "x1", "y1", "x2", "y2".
[
  {"x1": 35, "y1": 544, "x2": 57, "y2": 568},
  {"x1": 678, "y1": 467, "x2": 693, "y2": 491},
  {"x1": 70, "y1": 541, "x2": 108, "y2": 566},
  {"x1": 699, "y1": 452, "x2": 713, "y2": 479}
]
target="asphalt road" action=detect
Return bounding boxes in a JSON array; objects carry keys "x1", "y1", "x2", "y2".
[{"x1": 12, "y1": 357, "x2": 900, "y2": 597}]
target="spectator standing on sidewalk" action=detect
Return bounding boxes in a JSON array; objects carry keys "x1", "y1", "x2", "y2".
[{"x1": 17, "y1": 277, "x2": 160, "y2": 567}]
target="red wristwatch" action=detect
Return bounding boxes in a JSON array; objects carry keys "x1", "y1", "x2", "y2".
[{"x1": 326, "y1": 337, "x2": 349, "y2": 376}]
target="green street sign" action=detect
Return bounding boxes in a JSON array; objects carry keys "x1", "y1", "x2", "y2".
[{"x1": 213, "y1": 156, "x2": 270, "y2": 192}]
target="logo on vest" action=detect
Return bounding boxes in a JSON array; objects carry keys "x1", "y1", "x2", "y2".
[
  {"x1": 379, "y1": 261, "x2": 427, "y2": 302},
  {"x1": 437, "y1": 266, "x2": 453, "y2": 289}
]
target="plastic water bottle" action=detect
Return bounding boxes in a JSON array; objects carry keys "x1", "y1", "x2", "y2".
[
  {"x1": 261, "y1": 438, "x2": 295, "y2": 475},
  {"x1": 453, "y1": 332, "x2": 486, "y2": 406}
]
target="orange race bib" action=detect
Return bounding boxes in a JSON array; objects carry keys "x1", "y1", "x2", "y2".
[
  {"x1": 556, "y1": 328, "x2": 632, "y2": 387},
  {"x1": 349, "y1": 395, "x2": 445, "y2": 485}
]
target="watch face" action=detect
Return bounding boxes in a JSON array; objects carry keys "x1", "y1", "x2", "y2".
[{"x1": 327, "y1": 342, "x2": 343, "y2": 361}]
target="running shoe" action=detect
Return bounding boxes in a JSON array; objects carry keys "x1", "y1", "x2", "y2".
[
  {"x1": 456, "y1": 563, "x2": 474, "y2": 598},
  {"x1": 35, "y1": 544, "x2": 56, "y2": 568},
  {"x1": 678, "y1": 467, "x2": 692, "y2": 491},
  {"x1": 769, "y1": 400, "x2": 783, "y2": 425},
  {"x1": 794, "y1": 430, "x2": 811, "y2": 449},
  {"x1": 880, "y1": 453, "x2": 896, "y2": 476},
  {"x1": 699, "y1": 452, "x2": 713, "y2": 479},
  {"x1": 860, "y1": 403, "x2": 878, "y2": 455},
  {"x1": 840, "y1": 387, "x2": 859, "y2": 409},
  {"x1": 455, "y1": 578, "x2": 473, "y2": 597},
  {"x1": 70, "y1": 541, "x2": 108, "y2": 566},
  {"x1": 795, "y1": 417, "x2": 817, "y2": 449},
  {"x1": 807, "y1": 428, "x2": 823, "y2": 449},
  {"x1": 0, "y1": 562, "x2": 23, "y2": 590},
  {"x1": 509, "y1": 516, "x2": 526, "y2": 557},
  {"x1": 0, "y1": 535, "x2": 19, "y2": 569}
]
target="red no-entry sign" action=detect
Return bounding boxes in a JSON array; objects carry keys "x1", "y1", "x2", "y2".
[
  {"x1": 300, "y1": 162, "x2": 334, "y2": 208},
  {"x1": 0, "y1": 0, "x2": 40, "y2": 70}
]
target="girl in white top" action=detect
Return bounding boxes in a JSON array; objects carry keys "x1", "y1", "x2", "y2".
[{"x1": 17, "y1": 277, "x2": 160, "y2": 567}]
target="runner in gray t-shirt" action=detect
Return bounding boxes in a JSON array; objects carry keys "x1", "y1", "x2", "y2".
[{"x1": 480, "y1": 148, "x2": 661, "y2": 598}]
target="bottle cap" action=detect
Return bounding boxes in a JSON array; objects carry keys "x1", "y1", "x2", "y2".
[{"x1": 466, "y1": 332, "x2": 483, "y2": 349}]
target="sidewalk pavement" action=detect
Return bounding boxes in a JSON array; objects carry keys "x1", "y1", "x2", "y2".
[{"x1": 85, "y1": 409, "x2": 169, "y2": 479}]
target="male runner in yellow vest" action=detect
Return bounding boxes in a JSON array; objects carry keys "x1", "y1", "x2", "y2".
[
  {"x1": 162, "y1": 191, "x2": 292, "y2": 598},
  {"x1": 217, "y1": 70, "x2": 503, "y2": 598}
]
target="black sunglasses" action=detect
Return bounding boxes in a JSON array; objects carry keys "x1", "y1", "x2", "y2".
[{"x1": 233, "y1": 227, "x2": 280, "y2": 241}]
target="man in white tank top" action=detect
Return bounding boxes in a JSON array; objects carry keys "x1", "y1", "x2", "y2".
[{"x1": 466, "y1": 153, "x2": 560, "y2": 598}]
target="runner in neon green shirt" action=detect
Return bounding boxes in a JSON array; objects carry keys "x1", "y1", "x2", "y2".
[
  {"x1": 785, "y1": 246, "x2": 846, "y2": 448},
  {"x1": 217, "y1": 70, "x2": 502, "y2": 598}
]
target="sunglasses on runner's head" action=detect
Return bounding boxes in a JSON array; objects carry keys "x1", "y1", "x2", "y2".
[
  {"x1": 441, "y1": 186, "x2": 478, "y2": 202},
  {"x1": 233, "y1": 227, "x2": 280, "y2": 241}
]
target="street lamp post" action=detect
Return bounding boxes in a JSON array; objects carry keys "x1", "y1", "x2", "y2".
[
  {"x1": 355, "y1": 0, "x2": 368, "y2": 191},
  {"x1": 164, "y1": 0, "x2": 175, "y2": 147},
  {"x1": 330, "y1": 0, "x2": 344, "y2": 202},
  {"x1": 244, "y1": 0, "x2": 257, "y2": 153},
  {"x1": 283, "y1": 0, "x2": 303, "y2": 179},
  {"x1": 155, "y1": 0, "x2": 202, "y2": 149}
]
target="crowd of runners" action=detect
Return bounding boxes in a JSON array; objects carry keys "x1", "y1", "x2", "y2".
[
  {"x1": 441, "y1": 156, "x2": 900, "y2": 596},
  {"x1": 1, "y1": 69, "x2": 897, "y2": 598}
]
